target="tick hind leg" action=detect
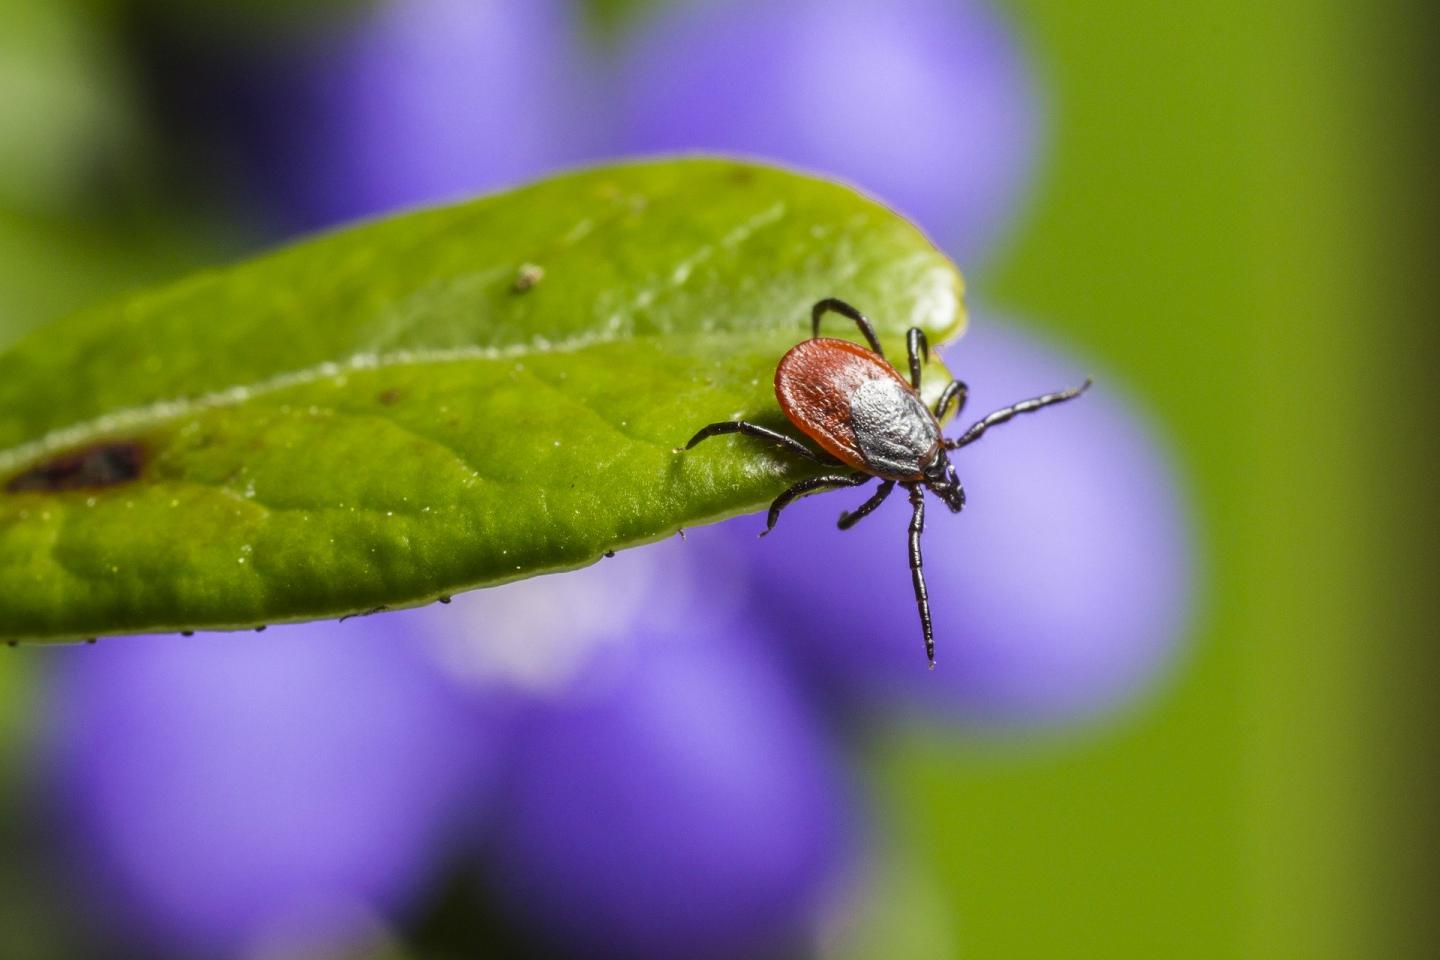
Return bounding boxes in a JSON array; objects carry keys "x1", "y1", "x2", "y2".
[
  {"x1": 838, "y1": 479, "x2": 895, "y2": 530},
  {"x1": 945, "y1": 379, "x2": 1092, "y2": 450},
  {"x1": 811, "y1": 298, "x2": 884, "y2": 356},
  {"x1": 686, "y1": 420, "x2": 835, "y2": 465},
  {"x1": 762, "y1": 473, "x2": 870, "y2": 537},
  {"x1": 905, "y1": 484, "x2": 936, "y2": 668}
]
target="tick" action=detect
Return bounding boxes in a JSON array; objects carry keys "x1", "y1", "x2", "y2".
[{"x1": 685, "y1": 297, "x2": 1090, "y2": 668}]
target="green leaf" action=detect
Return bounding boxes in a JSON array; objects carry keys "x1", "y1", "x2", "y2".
[{"x1": 0, "y1": 158, "x2": 964, "y2": 643}]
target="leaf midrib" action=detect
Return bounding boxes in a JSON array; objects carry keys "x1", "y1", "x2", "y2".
[{"x1": 0, "y1": 329, "x2": 809, "y2": 473}]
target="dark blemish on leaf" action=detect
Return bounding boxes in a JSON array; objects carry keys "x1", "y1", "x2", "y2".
[
  {"x1": 603, "y1": 550, "x2": 615, "y2": 559},
  {"x1": 438, "y1": 595, "x2": 452, "y2": 604},
  {"x1": 377, "y1": 388, "x2": 402, "y2": 406},
  {"x1": 5, "y1": 641, "x2": 16, "y2": 648},
  {"x1": 181, "y1": 631, "x2": 194, "y2": 637},
  {"x1": 85, "y1": 638, "x2": 97, "y2": 645},
  {"x1": 5, "y1": 440, "x2": 146, "y2": 494},
  {"x1": 254, "y1": 626, "x2": 266, "y2": 633},
  {"x1": 727, "y1": 166, "x2": 756, "y2": 185},
  {"x1": 511, "y1": 263, "x2": 545, "y2": 293},
  {"x1": 339, "y1": 606, "x2": 388, "y2": 623}
]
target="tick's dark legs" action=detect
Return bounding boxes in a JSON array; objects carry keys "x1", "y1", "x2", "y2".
[
  {"x1": 933, "y1": 379, "x2": 968, "y2": 422},
  {"x1": 945, "y1": 379, "x2": 1092, "y2": 451},
  {"x1": 762, "y1": 473, "x2": 870, "y2": 536},
  {"x1": 811, "y1": 298, "x2": 884, "y2": 357},
  {"x1": 838, "y1": 479, "x2": 895, "y2": 530},
  {"x1": 686, "y1": 420, "x2": 835, "y2": 464},
  {"x1": 905, "y1": 328, "x2": 929, "y2": 389},
  {"x1": 905, "y1": 484, "x2": 936, "y2": 668}
]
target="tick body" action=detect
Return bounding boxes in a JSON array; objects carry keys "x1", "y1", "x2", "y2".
[
  {"x1": 685, "y1": 298, "x2": 1090, "y2": 668},
  {"x1": 775, "y1": 338, "x2": 943, "y2": 481}
]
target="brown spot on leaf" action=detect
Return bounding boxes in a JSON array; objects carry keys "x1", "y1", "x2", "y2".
[
  {"x1": 5, "y1": 441, "x2": 147, "y2": 494},
  {"x1": 378, "y1": 388, "x2": 403, "y2": 406},
  {"x1": 727, "y1": 166, "x2": 756, "y2": 185}
]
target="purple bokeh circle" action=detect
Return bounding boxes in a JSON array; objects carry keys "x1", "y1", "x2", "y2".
[
  {"x1": 721, "y1": 315, "x2": 1196, "y2": 726},
  {"x1": 613, "y1": 0, "x2": 1043, "y2": 263},
  {"x1": 282, "y1": 0, "x2": 594, "y2": 229},
  {"x1": 45, "y1": 619, "x2": 504, "y2": 957},
  {"x1": 440, "y1": 538, "x2": 858, "y2": 959}
]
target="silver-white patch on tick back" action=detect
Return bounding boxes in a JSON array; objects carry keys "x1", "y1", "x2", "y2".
[{"x1": 848, "y1": 376, "x2": 940, "y2": 477}]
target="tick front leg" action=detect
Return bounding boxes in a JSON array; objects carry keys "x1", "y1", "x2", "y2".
[
  {"x1": 945, "y1": 379, "x2": 1092, "y2": 451},
  {"x1": 933, "y1": 379, "x2": 968, "y2": 422},
  {"x1": 838, "y1": 479, "x2": 895, "y2": 530},
  {"x1": 906, "y1": 484, "x2": 936, "y2": 668},
  {"x1": 905, "y1": 328, "x2": 929, "y2": 390},
  {"x1": 685, "y1": 420, "x2": 835, "y2": 464},
  {"x1": 811, "y1": 298, "x2": 884, "y2": 357},
  {"x1": 762, "y1": 473, "x2": 869, "y2": 536}
]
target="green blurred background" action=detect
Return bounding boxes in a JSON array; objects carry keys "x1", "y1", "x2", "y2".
[
  {"x1": 872, "y1": 1, "x2": 1439, "y2": 956},
  {"x1": 2, "y1": 0, "x2": 1436, "y2": 956}
]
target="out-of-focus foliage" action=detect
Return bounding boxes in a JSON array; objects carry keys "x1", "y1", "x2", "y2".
[
  {"x1": 0, "y1": 159, "x2": 960, "y2": 643},
  {"x1": 0, "y1": 657, "x2": 31, "y2": 799},
  {"x1": 0, "y1": 0, "x2": 136, "y2": 215}
]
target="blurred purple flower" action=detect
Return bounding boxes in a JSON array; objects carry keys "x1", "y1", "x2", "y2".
[
  {"x1": 613, "y1": 0, "x2": 1043, "y2": 263},
  {"x1": 277, "y1": 0, "x2": 594, "y2": 229},
  {"x1": 485, "y1": 633, "x2": 855, "y2": 958},
  {"x1": 722, "y1": 315, "x2": 1195, "y2": 725},
  {"x1": 45, "y1": 619, "x2": 504, "y2": 958},
  {"x1": 412, "y1": 536, "x2": 857, "y2": 958}
]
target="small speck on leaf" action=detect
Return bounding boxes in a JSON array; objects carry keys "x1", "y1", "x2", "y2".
[
  {"x1": 512, "y1": 263, "x2": 545, "y2": 293},
  {"x1": 377, "y1": 388, "x2": 402, "y2": 406}
]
